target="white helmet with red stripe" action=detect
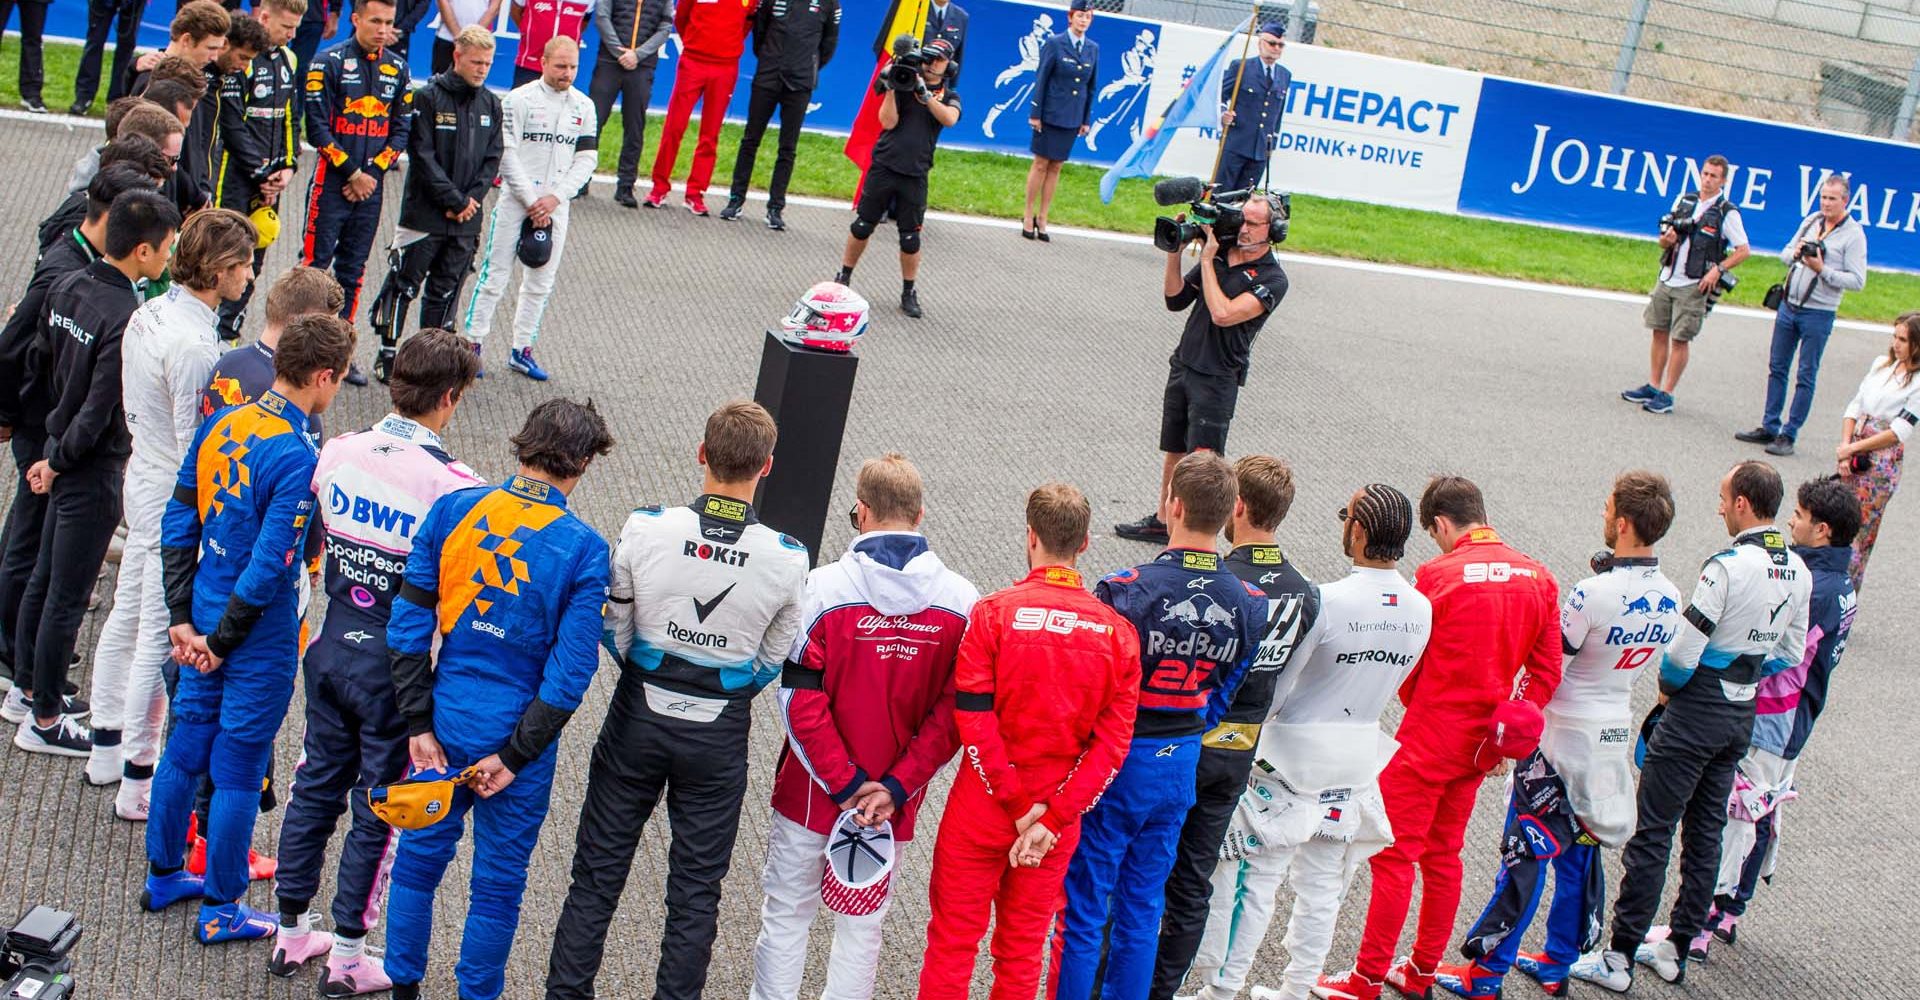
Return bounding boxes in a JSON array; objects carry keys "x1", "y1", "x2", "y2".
[{"x1": 779, "y1": 281, "x2": 870, "y2": 354}]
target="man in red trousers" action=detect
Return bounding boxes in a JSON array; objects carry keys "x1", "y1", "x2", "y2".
[
  {"x1": 1315, "y1": 476, "x2": 1561, "y2": 1000},
  {"x1": 644, "y1": 0, "x2": 756, "y2": 215}
]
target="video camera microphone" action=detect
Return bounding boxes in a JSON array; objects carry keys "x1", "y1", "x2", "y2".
[{"x1": 1151, "y1": 177, "x2": 1256, "y2": 208}]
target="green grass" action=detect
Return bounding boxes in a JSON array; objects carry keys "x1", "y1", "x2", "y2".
[{"x1": 8, "y1": 37, "x2": 1914, "y2": 323}]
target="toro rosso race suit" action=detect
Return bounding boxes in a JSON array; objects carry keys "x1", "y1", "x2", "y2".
[
  {"x1": 547, "y1": 495, "x2": 807, "y2": 1000},
  {"x1": 1454, "y1": 559, "x2": 1681, "y2": 986},
  {"x1": 753, "y1": 530, "x2": 977, "y2": 1000},
  {"x1": 917, "y1": 565, "x2": 1139, "y2": 1000},
  {"x1": 383, "y1": 474, "x2": 610, "y2": 1000},
  {"x1": 1356, "y1": 527, "x2": 1560, "y2": 982},
  {"x1": 1192, "y1": 564, "x2": 1432, "y2": 1000},
  {"x1": 273, "y1": 414, "x2": 483, "y2": 937},
  {"x1": 1151, "y1": 542, "x2": 1320, "y2": 1000},
  {"x1": 1609, "y1": 526, "x2": 1808, "y2": 958},
  {"x1": 149, "y1": 389, "x2": 319, "y2": 909},
  {"x1": 302, "y1": 39, "x2": 412, "y2": 319},
  {"x1": 1052, "y1": 548, "x2": 1264, "y2": 1000},
  {"x1": 1712, "y1": 542, "x2": 1854, "y2": 921}
]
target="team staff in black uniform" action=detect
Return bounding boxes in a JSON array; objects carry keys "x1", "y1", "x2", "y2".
[
  {"x1": 0, "y1": 165, "x2": 153, "y2": 707},
  {"x1": 367, "y1": 25, "x2": 504, "y2": 382},
  {"x1": 717, "y1": 0, "x2": 840, "y2": 230},
  {"x1": 1149, "y1": 454, "x2": 1320, "y2": 1000},
  {"x1": 214, "y1": 0, "x2": 304, "y2": 342},
  {"x1": 1021, "y1": 0, "x2": 1095, "y2": 241},
  {"x1": 1214, "y1": 21, "x2": 1290, "y2": 194},
  {"x1": 590, "y1": 0, "x2": 671, "y2": 208},
  {"x1": 1116, "y1": 193, "x2": 1291, "y2": 543},
  {"x1": 833, "y1": 38, "x2": 959, "y2": 320},
  {"x1": 12, "y1": 190, "x2": 180, "y2": 755}
]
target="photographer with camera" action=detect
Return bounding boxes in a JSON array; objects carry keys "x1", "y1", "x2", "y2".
[
  {"x1": 1734, "y1": 174, "x2": 1868, "y2": 456},
  {"x1": 1621, "y1": 155, "x2": 1749, "y2": 416},
  {"x1": 832, "y1": 36, "x2": 960, "y2": 320},
  {"x1": 1115, "y1": 186, "x2": 1289, "y2": 543}
]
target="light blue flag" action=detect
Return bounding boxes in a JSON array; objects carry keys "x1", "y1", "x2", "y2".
[{"x1": 1099, "y1": 16, "x2": 1253, "y2": 203}]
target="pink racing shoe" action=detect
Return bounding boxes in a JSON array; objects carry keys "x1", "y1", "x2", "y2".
[
  {"x1": 320, "y1": 951, "x2": 395, "y2": 997},
  {"x1": 268, "y1": 929, "x2": 335, "y2": 977}
]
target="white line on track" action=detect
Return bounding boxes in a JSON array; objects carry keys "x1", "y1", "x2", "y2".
[{"x1": 2, "y1": 105, "x2": 1881, "y2": 334}]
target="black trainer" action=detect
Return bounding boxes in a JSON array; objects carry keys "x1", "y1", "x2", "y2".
[
  {"x1": 14, "y1": 715, "x2": 91, "y2": 757},
  {"x1": 718, "y1": 197, "x2": 745, "y2": 222},
  {"x1": 345, "y1": 362, "x2": 368, "y2": 387},
  {"x1": 900, "y1": 288, "x2": 923, "y2": 318},
  {"x1": 1733, "y1": 427, "x2": 1773, "y2": 444},
  {"x1": 766, "y1": 207, "x2": 786, "y2": 231},
  {"x1": 1114, "y1": 513, "x2": 1169, "y2": 543},
  {"x1": 1765, "y1": 436, "x2": 1795, "y2": 456},
  {"x1": 613, "y1": 187, "x2": 638, "y2": 209}
]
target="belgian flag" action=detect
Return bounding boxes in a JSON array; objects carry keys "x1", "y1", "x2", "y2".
[{"x1": 844, "y1": 0, "x2": 931, "y2": 179}]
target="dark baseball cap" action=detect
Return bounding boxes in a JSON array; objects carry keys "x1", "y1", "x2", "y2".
[{"x1": 518, "y1": 218, "x2": 554, "y2": 268}]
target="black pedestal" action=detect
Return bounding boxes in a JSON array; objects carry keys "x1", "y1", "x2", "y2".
[{"x1": 752, "y1": 331, "x2": 859, "y2": 566}]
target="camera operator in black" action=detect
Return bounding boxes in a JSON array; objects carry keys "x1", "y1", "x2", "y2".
[
  {"x1": 718, "y1": 0, "x2": 839, "y2": 230},
  {"x1": 366, "y1": 25, "x2": 503, "y2": 383},
  {"x1": 833, "y1": 36, "x2": 959, "y2": 320},
  {"x1": 1116, "y1": 193, "x2": 1290, "y2": 543},
  {"x1": 1621, "y1": 154, "x2": 1749, "y2": 417},
  {"x1": 590, "y1": 0, "x2": 670, "y2": 208}
]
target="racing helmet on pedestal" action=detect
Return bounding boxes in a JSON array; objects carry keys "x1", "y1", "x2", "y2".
[{"x1": 778, "y1": 281, "x2": 870, "y2": 353}]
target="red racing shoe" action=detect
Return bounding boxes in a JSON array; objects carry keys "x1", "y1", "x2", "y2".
[
  {"x1": 1314, "y1": 968, "x2": 1384, "y2": 1000},
  {"x1": 183, "y1": 816, "x2": 279, "y2": 881},
  {"x1": 1386, "y1": 957, "x2": 1437, "y2": 999}
]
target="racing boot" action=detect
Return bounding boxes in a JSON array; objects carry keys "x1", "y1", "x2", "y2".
[
  {"x1": 718, "y1": 196, "x2": 745, "y2": 221},
  {"x1": 1686, "y1": 929, "x2": 1713, "y2": 963},
  {"x1": 1707, "y1": 908, "x2": 1740, "y2": 945},
  {"x1": 195, "y1": 900, "x2": 279, "y2": 944},
  {"x1": 85, "y1": 734, "x2": 122, "y2": 785},
  {"x1": 344, "y1": 362, "x2": 368, "y2": 388},
  {"x1": 1512, "y1": 952, "x2": 1570, "y2": 997},
  {"x1": 1313, "y1": 968, "x2": 1384, "y2": 1000},
  {"x1": 115, "y1": 776, "x2": 152, "y2": 821},
  {"x1": 320, "y1": 949, "x2": 395, "y2": 997},
  {"x1": 1385, "y1": 956, "x2": 1437, "y2": 999},
  {"x1": 140, "y1": 869, "x2": 206, "y2": 911},
  {"x1": 614, "y1": 186, "x2": 638, "y2": 209},
  {"x1": 1432, "y1": 962, "x2": 1501, "y2": 998},
  {"x1": 509, "y1": 348, "x2": 550, "y2": 381},
  {"x1": 467, "y1": 339, "x2": 486, "y2": 378},
  {"x1": 1568, "y1": 950, "x2": 1632, "y2": 993},
  {"x1": 1633, "y1": 931, "x2": 1685, "y2": 984},
  {"x1": 900, "y1": 286, "x2": 923, "y2": 318},
  {"x1": 268, "y1": 922, "x2": 334, "y2": 977},
  {"x1": 372, "y1": 347, "x2": 397, "y2": 385}
]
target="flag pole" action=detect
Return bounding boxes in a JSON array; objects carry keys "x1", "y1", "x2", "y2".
[{"x1": 1208, "y1": 5, "x2": 1261, "y2": 187}]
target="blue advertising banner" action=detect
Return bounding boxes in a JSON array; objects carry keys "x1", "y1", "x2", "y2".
[{"x1": 1460, "y1": 76, "x2": 1920, "y2": 270}]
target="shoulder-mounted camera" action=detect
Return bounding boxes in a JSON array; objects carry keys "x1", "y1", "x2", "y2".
[{"x1": 1148, "y1": 177, "x2": 1290, "y2": 253}]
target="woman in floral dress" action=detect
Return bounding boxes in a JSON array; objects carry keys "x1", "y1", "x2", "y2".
[{"x1": 1836, "y1": 313, "x2": 1920, "y2": 591}]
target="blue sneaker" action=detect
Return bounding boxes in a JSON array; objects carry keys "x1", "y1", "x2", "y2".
[
  {"x1": 195, "y1": 900, "x2": 279, "y2": 944},
  {"x1": 508, "y1": 348, "x2": 550, "y2": 381},
  {"x1": 1642, "y1": 390, "x2": 1674, "y2": 414},
  {"x1": 1433, "y1": 961, "x2": 1504, "y2": 998},
  {"x1": 1515, "y1": 952, "x2": 1570, "y2": 997},
  {"x1": 1620, "y1": 383, "x2": 1657, "y2": 402},
  {"x1": 139, "y1": 870, "x2": 205, "y2": 911},
  {"x1": 467, "y1": 339, "x2": 485, "y2": 379}
]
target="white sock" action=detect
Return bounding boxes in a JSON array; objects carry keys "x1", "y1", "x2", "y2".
[
  {"x1": 332, "y1": 934, "x2": 365, "y2": 959},
  {"x1": 280, "y1": 911, "x2": 312, "y2": 935}
]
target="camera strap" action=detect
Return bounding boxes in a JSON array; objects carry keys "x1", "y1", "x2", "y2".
[{"x1": 1785, "y1": 214, "x2": 1823, "y2": 309}]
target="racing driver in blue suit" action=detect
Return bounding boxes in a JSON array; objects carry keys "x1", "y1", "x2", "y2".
[
  {"x1": 142, "y1": 315, "x2": 357, "y2": 943},
  {"x1": 1051, "y1": 451, "x2": 1265, "y2": 1000},
  {"x1": 381, "y1": 398, "x2": 614, "y2": 1000}
]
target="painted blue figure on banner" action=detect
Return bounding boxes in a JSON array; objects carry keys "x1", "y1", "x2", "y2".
[
  {"x1": 982, "y1": 12, "x2": 1052, "y2": 138},
  {"x1": 1087, "y1": 26, "x2": 1154, "y2": 153}
]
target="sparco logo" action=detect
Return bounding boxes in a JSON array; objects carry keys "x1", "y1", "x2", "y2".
[
  {"x1": 856, "y1": 614, "x2": 945, "y2": 635},
  {"x1": 1334, "y1": 649, "x2": 1415, "y2": 666},
  {"x1": 667, "y1": 619, "x2": 728, "y2": 648},
  {"x1": 472, "y1": 620, "x2": 505, "y2": 638},
  {"x1": 684, "y1": 540, "x2": 750, "y2": 566}
]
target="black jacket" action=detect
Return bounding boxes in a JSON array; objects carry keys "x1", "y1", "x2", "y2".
[
  {"x1": 595, "y1": 0, "x2": 673, "y2": 66},
  {"x1": 0, "y1": 230, "x2": 99, "y2": 432},
  {"x1": 216, "y1": 45, "x2": 300, "y2": 200},
  {"x1": 753, "y1": 0, "x2": 840, "y2": 91},
  {"x1": 400, "y1": 73, "x2": 505, "y2": 236},
  {"x1": 36, "y1": 191, "x2": 86, "y2": 258},
  {"x1": 24, "y1": 258, "x2": 141, "y2": 473}
]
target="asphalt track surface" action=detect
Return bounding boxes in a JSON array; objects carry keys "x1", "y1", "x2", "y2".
[{"x1": 0, "y1": 111, "x2": 1909, "y2": 1000}]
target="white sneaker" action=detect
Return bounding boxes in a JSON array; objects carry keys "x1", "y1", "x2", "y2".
[
  {"x1": 1634, "y1": 931, "x2": 1685, "y2": 984},
  {"x1": 115, "y1": 776, "x2": 152, "y2": 821},
  {"x1": 1569, "y1": 949, "x2": 1633, "y2": 993},
  {"x1": 1251, "y1": 985, "x2": 1309, "y2": 1000},
  {"x1": 14, "y1": 715, "x2": 92, "y2": 757},
  {"x1": 86, "y1": 742, "x2": 123, "y2": 785},
  {"x1": 1, "y1": 688, "x2": 28, "y2": 724}
]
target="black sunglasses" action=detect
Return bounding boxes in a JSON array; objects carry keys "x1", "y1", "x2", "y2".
[
  {"x1": 848, "y1": 501, "x2": 861, "y2": 531},
  {"x1": 1337, "y1": 505, "x2": 1350, "y2": 523}
]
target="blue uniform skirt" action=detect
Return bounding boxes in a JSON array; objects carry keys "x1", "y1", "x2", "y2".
[{"x1": 1032, "y1": 123, "x2": 1078, "y2": 162}]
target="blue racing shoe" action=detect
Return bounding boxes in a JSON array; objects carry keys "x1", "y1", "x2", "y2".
[
  {"x1": 508, "y1": 348, "x2": 550, "y2": 381},
  {"x1": 195, "y1": 901, "x2": 279, "y2": 944},
  {"x1": 1620, "y1": 383, "x2": 1658, "y2": 403},
  {"x1": 1513, "y1": 953, "x2": 1570, "y2": 997},
  {"x1": 1433, "y1": 962, "x2": 1503, "y2": 998},
  {"x1": 139, "y1": 870, "x2": 205, "y2": 911}
]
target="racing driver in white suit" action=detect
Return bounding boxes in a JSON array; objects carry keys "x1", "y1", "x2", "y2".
[
  {"x1": 461, "y1": 35, "x2": 597, "y2": 383},
  {"x1": 1186, "y1": 484, "x2": 1431, "y2": 1000}
]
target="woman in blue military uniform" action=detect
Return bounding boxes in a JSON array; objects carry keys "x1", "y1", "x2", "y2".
[{"x1": 1021, "y1": 0, "x2": 1097, "y2": 242}]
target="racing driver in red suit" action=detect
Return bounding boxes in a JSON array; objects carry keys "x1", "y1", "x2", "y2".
[
  {"x1": 916, "y1": 483, "x2": 1139, "y2": 1000},
  {"x1": 1318, "y1": 476, "x2": 1561, "y2": 1000}
]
